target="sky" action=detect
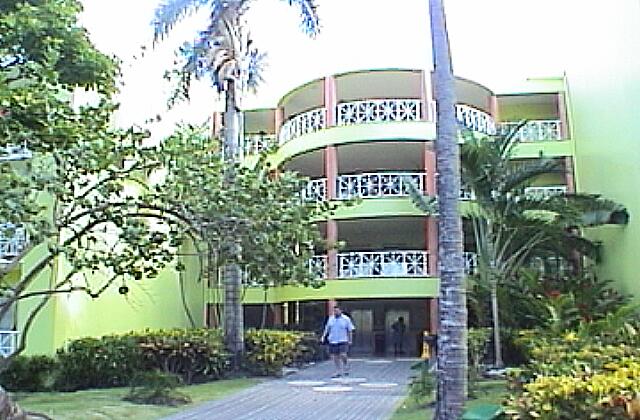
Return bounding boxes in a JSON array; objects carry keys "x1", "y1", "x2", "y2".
[{"x1": 78, "y1": 0, "x2": 569, "y2": 138}]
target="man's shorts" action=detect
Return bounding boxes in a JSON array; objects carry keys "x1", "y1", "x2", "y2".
[{"x1": 328, "y1": 342, "x2": 349, "y2": 355}]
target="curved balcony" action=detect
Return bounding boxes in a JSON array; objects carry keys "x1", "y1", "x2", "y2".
[
  {"x1": 276, "y1": 100, "x2": 496, "y2": 146},
  {"x1": 302, "y1": 172, "x2": 426, "y2": 202},
  {"x1": 0, "y1": 224, "x2": 28, "y2": 264},
  {"x1": 499, "y1": 120, "x2": 563, "y2": 142}
]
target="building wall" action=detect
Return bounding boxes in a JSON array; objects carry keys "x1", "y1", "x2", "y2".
[{"x1": 563, "y1": 1, "x2": 640, "y2": 296}]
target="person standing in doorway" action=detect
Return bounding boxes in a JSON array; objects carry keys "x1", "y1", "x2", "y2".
[
  {"x1": 392, "y1": 316, "x2": 406, "y2": 356},
  {"x1": 322, "y1": 306, "x2": 355, "y2": 378}
]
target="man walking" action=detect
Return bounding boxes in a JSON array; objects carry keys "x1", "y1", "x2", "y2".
[{"x1": 322, "y1": 306, "x2": 355, "y2": 378}]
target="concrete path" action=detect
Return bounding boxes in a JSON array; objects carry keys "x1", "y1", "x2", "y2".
[{"x1": 163, "y1": 358, "x2": 418, "y2": 420}]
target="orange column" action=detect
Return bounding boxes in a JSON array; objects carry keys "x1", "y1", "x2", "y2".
[
  {"x1": 325, "y1": 145, "x2": 338, "y2": 200},
  {"x1": 558, "y1": 92, "x2": 569, "y2": 139},
  {"x1": 429, "y1": 298, "x2": 439, "y2": 334},
  {"x1": 327, "y1": 219, "x2": 338, "y2": 279},
  {"x1": 324, "y1": 75, "x2": 337, "y2": 127},
  {"x1": 423, "y1": 145, "x2": 437, "y2": 196},
  {"x1": 565, "y1": 157, "x2": 576, "y2": 193},
  {"x1": 489, "y1": 95, "x2": 499, "y2": 124},
  {"x1": 274, "y1": 107, "x2": 284, "y2": 140},
  {"x1": 420, "y1": 70, "x2": 435, "y2": 122},
  {"x1": 423, "y1": 144, "x2": 438, "y2": 275}
]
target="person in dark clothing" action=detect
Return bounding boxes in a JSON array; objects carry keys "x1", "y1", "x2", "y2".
[{"x1": 391, "y1": 317, "x2": 406, "y2": 356}]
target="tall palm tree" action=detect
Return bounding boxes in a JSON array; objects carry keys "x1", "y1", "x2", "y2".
[
  {"x1": 153, "y1": 0, "x2": 319, "y2": 361},
  {"x1": 461, "y1": 129, "x2": 628, "y2": 367},
  {"x1": 429, "y1": 0, "x2": 468, "y2": 417}
]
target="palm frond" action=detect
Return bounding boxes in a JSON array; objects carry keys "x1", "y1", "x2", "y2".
[
  {"x1": 153, "y1": 0, "x2": 210, "y2": 43},
  {"x1": 499, "y1": 159, "x2": 560, "y2": 194},
  {"x1": 282, "y1": 0, "x2": 321, "y2": 36},
  {"x1": 404, "y1": 176, "x2": 438, "y2": 215}
]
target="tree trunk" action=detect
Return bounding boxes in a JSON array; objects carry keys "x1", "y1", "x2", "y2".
[
  {"x1": 430, "y1": 0, "x2": 468, "y2": 418},
  {"x1": 222, "y1": 79, "x2": 244, "y2": 364},
  {"x1": 490, "y1": 281, "x2": 503, "y2": 368}
]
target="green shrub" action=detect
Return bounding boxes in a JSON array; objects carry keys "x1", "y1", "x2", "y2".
[
  {"x1": 244, "y1": 329, "x2": 303, "y2": 376},
  {"x1": 408, "y1": 360, "x2": 435, "y2": 404},
  {"x1": 137, "y1": 328, "x2": 229, "y2": 384},
  {"x1": 0, "y1": 355, "x2": 57, "y2": 391},
  {"x1": 124, "y1": 370, "x2": 191, "y2": 407},
  {"x1": 55, "y1": 335, "x2": 144, "y2": 391},
  {"x1": 291, "y1": 332, "x2": 326, "y2": 365}
]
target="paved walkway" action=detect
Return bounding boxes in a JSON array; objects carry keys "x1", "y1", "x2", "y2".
[{"x1": 164, "y1": 358, "x2": 418, "y2": 420}]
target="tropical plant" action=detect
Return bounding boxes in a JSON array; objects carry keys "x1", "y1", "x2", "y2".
[
  {"x1": 429, "y1": 0, "x2": 468, "y2": 417},
  {"x1": 124, "y1": 370, "x2": 191, "y2": 407},
  {"x1": 152, "y1": 0, "x2": 320, "y2": 362},
  {"x1": 460, "y1": 128, "x2": 627, "y2": 368}
]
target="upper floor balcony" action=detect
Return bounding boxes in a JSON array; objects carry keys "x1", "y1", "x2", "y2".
[{"x1": 499, "y1": 120, "x2": 564, "y2": 142}]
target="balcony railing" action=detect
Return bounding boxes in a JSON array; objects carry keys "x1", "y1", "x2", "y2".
[
  {"x1": 463, "y1": 252, "x2": 478, "y2": 275},
  {"x1": 0, "y1": 143, "x2": 32, "y2": 162},
  {"x1": 278, "y1": 108, "x2": 326, "y2": 144},
  {"x1": 302, "y1": 178, "x2": 327, "y2": 202},
  {"x1": 460, "y1": 185, "x2": 475, "y2": 201},
  {"x1": 499, "y1": 120, "x2": 563, "y2": 142},
  {"x1": 337, "y1": 250, "x2": 429, "y2": 278},
  {"x1": 0, "y1": 331, "x2": 18, "y2": 357},
  {"x1": 456, "y1": 104, "x2": 496, "y2": 135},
  {"x1": 336, "y1": 172, "x2": 425, "y2": 200},
  {"x1": 243, "y1": 134, "x2": 277, "y2": 156},
  {"x1": 336, "y1": 99, "x2": 422, "y2": 126},
  {"x1": 524, "y1": 185, "x2": 568, "y2": 198},
  {"x1": 0, "y1": 224, "x2": 28, "y2": 264},
  {"x1": 309, "y1": 255, "x2": 327, "y2": 278}
]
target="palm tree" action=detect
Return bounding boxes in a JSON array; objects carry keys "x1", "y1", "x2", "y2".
[
  {"x1": 153, "y1": 0, "x2": 319, "y2": 361},
  {"x1": 429, "y1": 0, "x2": 468, "y2": 417},
  {"x1": 461, "y1": 128, "x2": 628, "y2": 367}
]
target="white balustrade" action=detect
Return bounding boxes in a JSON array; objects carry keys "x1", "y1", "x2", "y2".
[
  {"x1": 278, "y1": 108, "x2": 326, "y2": 144},
  {"x1": 463, "y1": 252, "x2": 478, "y2": 275},
  {"x1": 499, "y1": 120, "x2": 563, "y2": 142},
  {"x1": 309, "y1": 255, "x2": 327, "y2": 278},
  {"x1": 302, "y1": 178, "x2": 327, "y2": 202},
  {"x1": 0, "y1": 143, "x2": 32, "y2": 162},
  {"x1": 336, "y1": 99, "x2": 421, "y2": 126},
  {"x1": 459, "y1": 185, "x2": 475, "y2": 201},
  {"x1": 336, "y1": 172, "x2": 425, "y2": 200},
  {"x1": 455, "y1": 104, "x2": 496, "y2": 135},
  {"x1": 0, "y1": 330, "x2": 18, "y2": 357},
  {"x1": 524, "y1": 185, "x2": 567, "y2": 198},
  {"x1": 0, "y1": 224, "x2": 28, "y2": 263},
  {"x1": 243, "y1": 134, "x2": 276, "y2": 156},
  {"x1": 531, "y1": 256, "x2": 570, "y2": 276},
  {"x1": 337, "y1": 250, "x2": 429, "y2": 278}
]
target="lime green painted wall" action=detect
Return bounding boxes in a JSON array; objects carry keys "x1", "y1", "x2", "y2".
[
  {"x1": 216, "y1": 277, "x2": 439, "y2": 305},
  {"x1": 562, "y1": 2, "x2": 640, "y2": 296}
]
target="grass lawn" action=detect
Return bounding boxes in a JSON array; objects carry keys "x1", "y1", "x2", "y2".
[
  {"x1": 391, "y1": 380, "x2": 508, "y2": 420},
  {"x1": 13, "y1": 378, "x2": 260, "y2": 420}
]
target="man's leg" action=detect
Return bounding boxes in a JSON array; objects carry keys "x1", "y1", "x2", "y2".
[{"x1": 340, "y1": 343, "x2": 349, "y2": 375}]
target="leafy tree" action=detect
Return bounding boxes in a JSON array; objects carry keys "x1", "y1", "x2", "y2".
[
  {"x1": 429, "y1": 0, "x2": 468, "y2": 417},
  {"x1": 152, "y1": 0, "x2": 320, "y2": 360},
  {"x1": 460, "y1": 129, "x2": 627, "y2": 367}
]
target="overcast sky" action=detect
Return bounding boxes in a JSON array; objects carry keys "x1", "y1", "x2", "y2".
[{"x1": 78, "y1": 0, "x2": 568, "y2": 138}]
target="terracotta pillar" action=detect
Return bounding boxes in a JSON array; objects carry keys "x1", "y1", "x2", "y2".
[
  {"x1": 423, "y1": 145, "x2": 437, "y2": 196},
  {"x1": 324, "y1": 75, "x2": 337, "y2": 127},
  {"x1": 558, "y1": 92, "x2": 569, "y2": 139},
  {"x1": 429, "y1": 298, "x2": 439, "y2": 334},
  {"x1": 565, "y1": 157, "x2": 576, "y2": 193},
  {"x1": 274, "y1": 107, "x2": 284, "y2": 140},
  {"x1": 420, "y1": 70, "x2": 434, "y2": 122},
  {"x1": 211, "y1": 111, "x2": 223, "y2": 140},
  {"x1": 326, "y1": 299, "x2": 337, "y2": 316},
  {"x1": 426, "y1": 218, "x2": 438, "y2": 276},
  {"x1": 324, "y1": 145, "x2": 338, "y2": 200},
  {"x1": 273, "y1": 303, "x2": 283, "y2": 326},
  {"x1": 489, "y1": 95, "x2": 499, "y2": 121},
  {"x1": 327, "y1": 219, "x2": 338, "y2": 279}
]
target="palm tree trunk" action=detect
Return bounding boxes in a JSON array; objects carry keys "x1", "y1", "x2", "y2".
[
  {"x1": 429, "y1": 0, "x2": 468, "y2": 418},
  {"x1": 222, "y1": 79, "x2": 244, "y2": 364},
  {"x1": 489, "y1": 281, "x2": 503, "y2": 368}
]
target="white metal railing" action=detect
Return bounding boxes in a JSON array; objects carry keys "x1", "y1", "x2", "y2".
[
  {"x1": 0, "y1": 143, "x2": 32, "y2": 162},
  {"x1": 463, "y1": 252, "x2": 478, "y2": 275},
  {"x1": 455, "y1": 104, "x2": 496, "y2": 135},
  {"x1": 499, "y1": 120, "x2": 563, "y2": 142},
  {"x1": 278, "y1": 108, "x2": 326, "y2": 144},
  {"x1": 337, "y1": 250, "x2": 429, "y2": 278},
  {"x1": 460, "y1": 186, "x2": 475, "y2": 201},
  {"x1": 0, "y1": 331, "x2": 18, "y2": 357},
  {"x1": 524, "y1": 185, "x2": 568, "y2": 198},
  {"x1": 302, "y1": 178, "x2": 327, "y2": 202},
  {"x1": 336, "y1": 172, "x2": 425, "y2": 200},
  {"x1": 0, "y1": 224, "x2": 28, "y2": 263},
  {"x1": 243, "y1": 134, "x2": 276, "y2": 156},
  {"x1": 309, "y1": 255, "x2": 327, "y2": 278},
  {"x1": 531, "y1": 256, "x2": 570, "y2": 276},
  {"x1": 336, "y1": 99, "x2": 421, "y2": 126}
]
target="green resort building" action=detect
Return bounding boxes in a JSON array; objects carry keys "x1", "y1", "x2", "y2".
[{"x1": 1, "y1": 2, "x2": 638, "y2": 357}]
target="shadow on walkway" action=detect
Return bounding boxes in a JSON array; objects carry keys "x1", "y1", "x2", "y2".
[{"x1": 163, "y1": 358, "x2": 419, "y2": 420}]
